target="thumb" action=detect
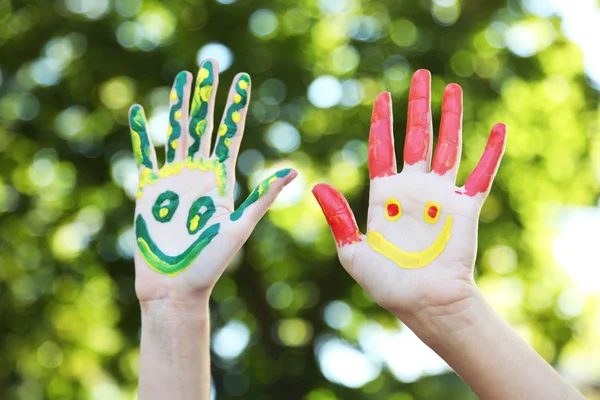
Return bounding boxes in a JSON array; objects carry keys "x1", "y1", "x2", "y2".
[
  {"x1": 230, "y1": 168, "x2": 298, "y2": 227},
  {"x1": 312, "y1": 183, "x2": 363, "y2": 247}
]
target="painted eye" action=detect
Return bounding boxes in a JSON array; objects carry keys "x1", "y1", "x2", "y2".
[
  {"x1": 384, "y1": 198, "x2": 402, "y2": 221},
  {"x1": 187, "y1": 196, "x2": 216, "y2": 234},
  {"x1": 423, "y1": 201, "x2": 441, "y2": 224},
  {"x1": 152, "y1": 191, "x2": 179, "y2": 222}
]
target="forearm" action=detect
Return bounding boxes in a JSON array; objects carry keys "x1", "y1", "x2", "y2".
[
  {"x1": 139, "y1": 298, "x2": 211, "y2": 400},
  {"x1": 403, "y1": 288, "x2": 584, "y2": 400}
]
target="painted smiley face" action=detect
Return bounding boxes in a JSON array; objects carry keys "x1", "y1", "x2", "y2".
[
  {"x1": 366, "y1": 197, "x2": 453, "y2": 269},
  {"x1": 135, "y1": 191, "x2": 220, "y2": 276}
]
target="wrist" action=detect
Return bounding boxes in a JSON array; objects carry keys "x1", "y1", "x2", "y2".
[
  {"x1": 141, "y1": 296, "x2": 210, "y2": 324},
  {"x1": 399, "y1": 285, "x2": 489, "y2": 347}
]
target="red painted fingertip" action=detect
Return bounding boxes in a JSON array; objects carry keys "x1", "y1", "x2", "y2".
[
  {"x1": 405, "y1": 69, "x2": 432, "y2": 165},
  {"x1": 312, "y1": 184, "x2": 362, "y2": 247},
  {"x1": 464, "y1": 123, "x2": 507, "y2": 197},
  {"x1": 432, "y1": 83, "x2": 463, "y2": 175},
  {"x1": 410, "y1": 70, "x2": 431, "y2": 97},
  {"x1": 368, "y1": 92, "x2": 396, "y2": 179}
]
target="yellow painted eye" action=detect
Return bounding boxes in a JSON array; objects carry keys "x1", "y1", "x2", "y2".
[
  {"x1": 384, "y1": 198, "x2": 402, "y2": 221},
  {"x1": 424, "y1": 201, "x2": 441, "y2": 224}
]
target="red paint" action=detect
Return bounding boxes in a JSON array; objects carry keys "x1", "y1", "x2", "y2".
[
  {"x1": 428, "y1": 206, "x2": 438, "y2": 219},
  {"x1": 404, "y1": 69, "x2": 432, "y2": 165},
  {"x1": 433, "y1": 83, "x2": 462, "y2": 175},
  {"x1": 464, "y1": 123, "x2": 507, "y2": 197},
  {"x1": 312, "y1": 184, "x2": 362, "y2": 247},
  {"x1": 368, "y1": 92, "x2": 396, "y2": 179},
  {"x1": 387, "y1": 203, "x2": 400, "y2": 217}
]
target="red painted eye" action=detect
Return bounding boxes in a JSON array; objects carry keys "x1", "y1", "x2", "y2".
[
  {"x1": 428, "y1": 206, "x2": 438, "y2": 219},
  {"x1": 384, "y1": 198, "x2": 402, "y2": 221},
  {"x1": 424, "y1": 201, "x2": 441, "y2": 224}
]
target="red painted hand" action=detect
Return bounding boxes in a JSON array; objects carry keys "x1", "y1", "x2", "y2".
[{"x1": 313, "y1": 70, "x2": 507, "y2": 319}]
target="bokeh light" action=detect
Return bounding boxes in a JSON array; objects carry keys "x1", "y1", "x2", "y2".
[{"x1": 196, "y1": 43, "x2": 233, "y2": 72}]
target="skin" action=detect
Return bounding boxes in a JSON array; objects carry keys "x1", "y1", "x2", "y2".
[
  {"x1": 313, "y1": 70, "x2": 584, "y2": 400},
  {"x1": 129, "y1": 59, "x2": 297, "y2": 400}
]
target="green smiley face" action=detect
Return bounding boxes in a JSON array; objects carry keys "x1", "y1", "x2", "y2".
[{"x1": 135, "y1": 190, "x2": 220, "y2": 276}]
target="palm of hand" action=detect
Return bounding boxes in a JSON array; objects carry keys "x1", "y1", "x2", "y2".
[
  {"x1": 350, "y1": 171, "x2": 480, "y2": 316},
  {"x1": 134, "y1": 167, "x2": 236, "y2": 300},
  {"x1": 129, "y1": 60, "x2": 295, "y2": 302},
  {"x1": 314, "y1": 70, "x2": 506, "y2": 318}
]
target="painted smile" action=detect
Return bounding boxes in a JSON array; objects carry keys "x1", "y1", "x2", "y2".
[
  {"x1": 366, "y1": 216, "x2": 453, "y2": 269},
  {"x1": 135, "y1": 215, "x2": 220, "y2": 276}
]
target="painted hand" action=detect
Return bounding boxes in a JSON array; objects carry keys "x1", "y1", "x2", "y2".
[
  {"x1": 130, "y1": 59, "x2": 297, "y2": 302},
  {"x1": 313, "y1": 70, "x2": 506, "y2": 319}
]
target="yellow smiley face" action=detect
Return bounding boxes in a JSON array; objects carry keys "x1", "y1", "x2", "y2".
[{"x1": 367, "y1": 198, "x2": 453, "y2": 269}]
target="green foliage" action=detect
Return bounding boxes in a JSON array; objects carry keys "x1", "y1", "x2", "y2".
[{"x1": 1, "y1": 0, "x2": 599, "y2": 399}]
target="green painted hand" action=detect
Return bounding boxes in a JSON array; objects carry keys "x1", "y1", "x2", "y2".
[{"x1": 129, "y1": 59, "x2": 297, "y2": 302}]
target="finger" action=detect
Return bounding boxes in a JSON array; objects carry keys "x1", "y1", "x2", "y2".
[
  {"x1": 188, "y1": 59, "x2": 219, "y2": 160},
  {"x1": 129, "y1": 104, "x2": 158, "y2": 173},
  {"x1": 165, "y1": 71, "x2": 193, "y2": 164},
  {"x1": 230, "y1": 168, "x2": 297, "y2": 224},
  {"x1": 462, "y1": 123, "x2": 507, "y2": 200},
  {"x1": 213, "y1": 73, "x2": 251, "y2": 171},
  {"x1": 432, "y1": 83, "x2": 463, "y2": 181},
  {"x1": 404, "y1": 69, "x2": 433, "y2": 172},
  {"x1": 312, "y1": 184, "x2": 362, "y2": 247},
  {"x1": 368, "y1": 92, "x2": 397, "y2": 179}
]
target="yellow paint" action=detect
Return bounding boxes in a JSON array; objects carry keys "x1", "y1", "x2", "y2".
[
  {"x1": 366, "y1": 216, "x2": 453, "y2": 269},
  {"x1": 158, "y1": 161, "x2": 184, "y2": 178},
  {"x1": 384, "y1": 198, "x2": 402, "y2": 222},
  {"x1": 199, "y1": 68, "x2": 209, "y2": 80},
  {"x1": 218, "y1": 124, "x2": 227, "y2": 136},
  {"x1": 269, "y1": 176, "x2": 277, "y2": 184},
  {"x1": 232, "y1": 111, "x2": 241, "y2": 123},
  {"x1": 159, "y1": 208, "x2": 168, "y2": 218},
  {"x1": 423, "y1": 201, "x2": 441, "y2": 224},
  {"x1": 190, "y1": 215, "x2": 200, "y2": 232},
  {"x1": 130, "y1": 129, "x2": 143, "y2": 164},
  {"x1": 167, "y1": 125, "x2": 173, "y2": 136},
  {"x1": 170, "y1": 90, "x2": 178, "y2": 101},
  {"x1": 171, "y1": 139, "x2": 179, "y2": 149},
  {"x1": 224, "y1": 138, "x2": 231, "y2": 147},
  {"x1": 175, "y1": 110, "x2": 182, "y2": 119},
  {"x1": 137, "y1": 238, "x2": 180, "y2": 277},
  {"x1": 234, "y1": 94, "x2": 242, "y2": 103},
  {"x1": 200, "y1": 86, "x2": 212, "y2": 101},
  {"x1": 239, "y1": 80, "x2": 248, "y2": 90},
  {"x1": 138, "y1": 158, "x2": 228, "y2": 198},
  {"x1": 137, "y1": 168, "x2": 159, "y2": 199}
]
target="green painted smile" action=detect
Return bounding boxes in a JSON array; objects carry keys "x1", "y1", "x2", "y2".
[{"x1": 135, "y1": 215, "x2": 220, "y2": 276}]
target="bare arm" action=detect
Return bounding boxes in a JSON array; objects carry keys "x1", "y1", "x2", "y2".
[
  {"x1": 139, "y1": 299, "x2": 211, "y2": 399},
  {"x1": 406, "y1": 287, "x2": 583, "y2": 400}
]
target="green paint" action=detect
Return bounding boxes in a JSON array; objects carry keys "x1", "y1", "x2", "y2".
[
  {"x1": 188, "y1": 61, "x2": 214, "y2": 158},
  {"x1": 152, "y1": 191, "x2": 179, "y2": 223},
  {"x1": 129, "y1": 105, "x2": 154, "y2": 170},
  {"x1": 135, "y1": 215, "x2": 220, "y2": 276},
  {"x1": 166, "y1": 71, "x2": 188, "y2": 163},
  {"x1": 215, "y1": 74, "x2": 250, "y2": 162},
  {"x1": 230, "y1": 168, "x2": 290, "y2": 221},
  {"x1": 187, "y1": 196, "x2": 216, "y2": 234}
]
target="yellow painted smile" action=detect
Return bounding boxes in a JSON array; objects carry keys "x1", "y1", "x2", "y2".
[{"x1": 366, "y1": 216, "x2": 453, "y2": 269}]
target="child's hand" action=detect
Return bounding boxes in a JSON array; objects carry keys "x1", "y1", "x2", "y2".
[
  {"x1": 313, "y1": 70, "x2": 506, "y2": 320},
  {"x1": 130, "y1": 59, "x2": 296, "y2": 304}
]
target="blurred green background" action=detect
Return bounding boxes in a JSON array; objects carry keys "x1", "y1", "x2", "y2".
[{"x1": 1, "y1": 0, "x2": 600, "y2": 398}]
